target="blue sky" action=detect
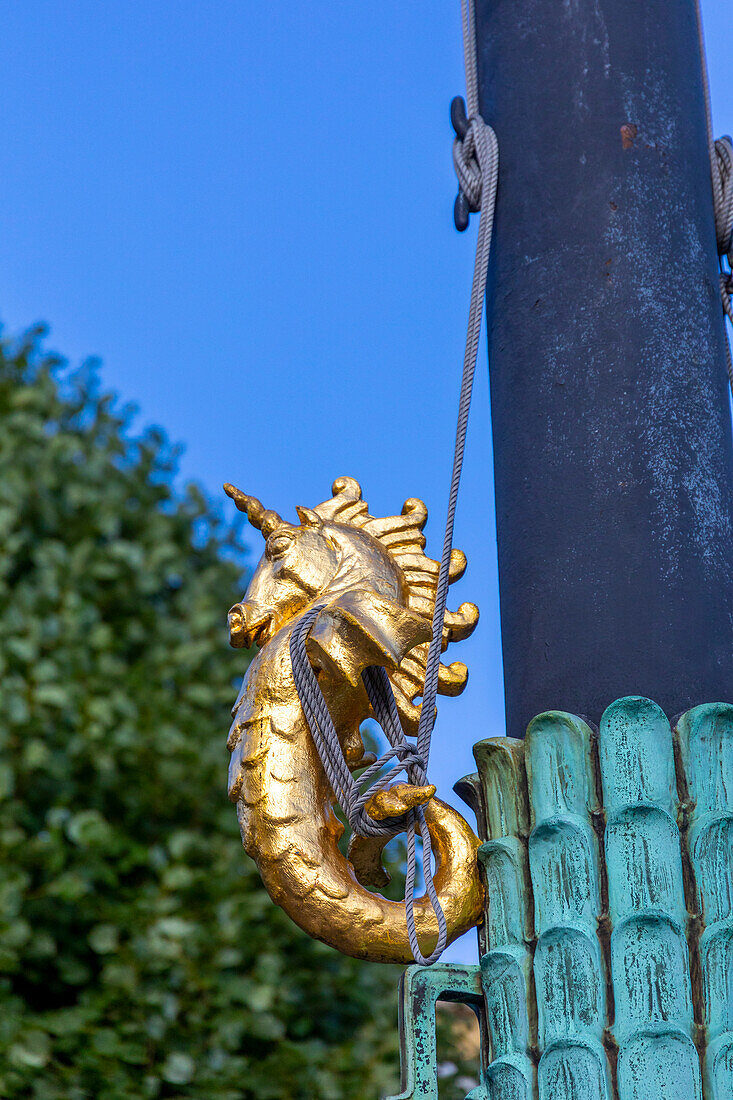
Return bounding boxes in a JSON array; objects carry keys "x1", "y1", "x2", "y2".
[{"x1": 1, "y1": 2, "x2": 730, "y2": 962}]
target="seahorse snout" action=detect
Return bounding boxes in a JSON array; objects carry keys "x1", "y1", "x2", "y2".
[{"x1": 228, "y1": 601, "x2": 274, "y2": 649}]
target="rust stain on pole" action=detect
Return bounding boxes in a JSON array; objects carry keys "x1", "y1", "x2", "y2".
[{"x1": 620, "y1": 122, "x2": 638, "y2": 149}]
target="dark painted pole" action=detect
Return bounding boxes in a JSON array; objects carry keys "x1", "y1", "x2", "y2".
[{"x1": 474, "y1": 0, "x2": 733, "y2": 738}]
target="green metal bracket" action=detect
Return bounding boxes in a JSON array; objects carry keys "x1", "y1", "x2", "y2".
[{"x1": 385, "y1": 963, "x2": 489, "y2": 1100}]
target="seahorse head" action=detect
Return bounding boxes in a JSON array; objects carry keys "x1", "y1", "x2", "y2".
[
  {"x1": 224, "y1": 483, "x2": 404, "y2": 650},
  {"x1": 224, "y1": 477, "x2": 479, "y2": 735}
]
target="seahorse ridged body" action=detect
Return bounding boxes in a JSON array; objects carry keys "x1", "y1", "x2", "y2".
[{"x1": 224, "y1": 476, "x2": 484, "y2": 964}]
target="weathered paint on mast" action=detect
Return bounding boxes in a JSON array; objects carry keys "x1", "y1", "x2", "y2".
[{"x1": 474, "y1": 0, "x2": 733, "y2": 737}]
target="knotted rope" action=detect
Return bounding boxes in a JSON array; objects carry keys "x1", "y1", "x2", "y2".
[
  {"x1": 290, "y1": 614, "x2": 447, "y2": 964},
  {"x1": 290, "y1": 0, "x2": 498, "y2": 967},
  {"x1": 415, "y1": 0, "x2": 498, "y2": 780},
  {"x1": 291, "y1": 609, "x2": 429, "y2": 841},
  {"x1": 453, "y1": 112, "x2": 487, "y2": 218}
]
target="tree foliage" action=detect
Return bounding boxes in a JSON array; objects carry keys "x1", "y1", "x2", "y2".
[{"x1": 0, "y1": 327, "x2": 404, "y2": 1099}]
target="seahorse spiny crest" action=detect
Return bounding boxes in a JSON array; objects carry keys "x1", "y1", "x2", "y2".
[{"x1": 313, "y1": 476, "x2": 479, "y2": 734}]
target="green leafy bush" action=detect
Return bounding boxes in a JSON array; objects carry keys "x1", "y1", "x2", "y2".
[{"x1": 0, "y1": 327, "x2": 402, "y2": 1099}]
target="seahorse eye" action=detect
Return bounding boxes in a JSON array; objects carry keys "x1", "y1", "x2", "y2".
[{"x1": 266, "y1": 532, "x2": 294, "y2": 561}]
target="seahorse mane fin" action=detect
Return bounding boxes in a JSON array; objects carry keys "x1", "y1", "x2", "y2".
[{"x1": 306, "y1": 589, "x2": 431, "y2": 688}]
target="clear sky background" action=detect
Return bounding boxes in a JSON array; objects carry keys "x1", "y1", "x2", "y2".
[{"x1": 0, "y1": 1, "x2": 730, "y2": 962}]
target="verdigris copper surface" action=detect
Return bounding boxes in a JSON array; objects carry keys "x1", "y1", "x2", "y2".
[
  {"x1": 676, "y1": 703, "x2": 733, "y2": 1097},
  {"x1": 386, "y1": 964, "x2": 488, "y2": 1100},
  {"x1": 601, "y1": 698, "x2": 698, "y2": 1098},
  {"x1": 390, "y1": 697, "x2": 733, "y2": 1099}
]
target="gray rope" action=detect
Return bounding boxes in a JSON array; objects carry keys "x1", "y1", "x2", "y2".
[
  {"x1": 461, "y1": 0, "x2": 480, "y2": 120},
  {"x1": 694, "y1": 0, "x2": 733, "y2": 393},
  {"x1": 289, "y1": 610, "x2": 448, "y2": 964},
  {"x1": 713, "y1": 137, "x2": 733, "y2": 260},
  {"x1": 417, "y1": 0, "x2": 498, "y2": 768},
  {"x1": 290, "y1": 608, "x2": 427, "y2": 840},
  {"x1": 289, "y1": 0, "x2": 497, "y2": 967}
]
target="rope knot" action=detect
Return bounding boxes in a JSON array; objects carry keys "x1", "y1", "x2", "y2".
[
  {"x1": 450, "y1": 94, "x2": 499, "y2": 232},
  {"x1": 453, "y1": 118, "x2": 484, "y2": 214}
]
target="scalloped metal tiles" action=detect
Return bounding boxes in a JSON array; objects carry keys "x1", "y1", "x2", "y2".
[{"x1": 388, "y1": 697, "x2": 733, "y2": 1100}]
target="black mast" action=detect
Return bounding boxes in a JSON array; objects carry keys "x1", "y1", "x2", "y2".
[{"x1": 474, "y1": 0, "x2": 733, "y2": 736}]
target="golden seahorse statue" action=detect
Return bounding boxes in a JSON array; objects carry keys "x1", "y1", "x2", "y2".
[{"x1": 224, "y1": 475, "x2": 484, "y2": 963}]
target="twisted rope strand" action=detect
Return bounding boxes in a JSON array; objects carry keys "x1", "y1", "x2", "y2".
[
  {"x1": 290, "y1": 609, "x2": 424, "y2": 840},
  {"x1": 714, "y1": 138, "x2": 733, "y2": 258},
  {"x1": 289, "y1": 612, "x2": 447, "y2": 963},
  {"x1": 416, "y1": 3, "x2": 498, "y2": 768},
  {"x1": 714, "y1": 137, "x2": 733, "y2": 391}
]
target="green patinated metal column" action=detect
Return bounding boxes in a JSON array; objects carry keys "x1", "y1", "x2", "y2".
[{"x1": 391, "y1": 699, "x2": 733, "y2": 1099}]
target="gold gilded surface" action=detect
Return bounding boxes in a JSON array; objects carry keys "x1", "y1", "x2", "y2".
[
  {"x1": 224, "y1": 476, "x2": 483, "y2": 964},
  {"x1": 363, "y1": 781, "x2": 436, "y2": 821}
]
